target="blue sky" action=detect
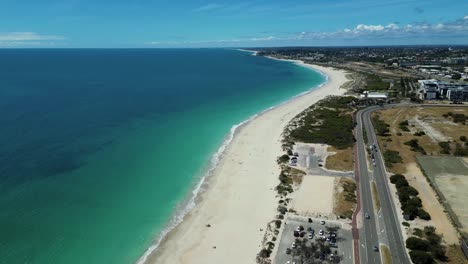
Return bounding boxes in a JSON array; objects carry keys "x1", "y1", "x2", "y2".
[{"x1": 0, "y1": 0, "x2": 467, "y2": 47}]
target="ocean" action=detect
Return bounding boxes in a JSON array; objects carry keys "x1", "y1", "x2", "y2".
[{"x1": 0, "y1": 49, "x2": 325, "y2": 264}]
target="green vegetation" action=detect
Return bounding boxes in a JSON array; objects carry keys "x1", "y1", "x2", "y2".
[
  {"x1": 276, "y1": 165, "x2": 305, "y2": 195},
  {"x1": 404, "y1": 139, "x2": 426, "y2": 154},
  {"x1": 454, "y1": 143, "x2": 468, "y2": 156},
  {"x1": 390, "y1": 174, "x2": 430, "y2": 220},
  {"x1": 399, "y1": 120, "x2": 410, "y2": 132},
  {"x1": 383, "y1": 150, "x2": 402, "y2": 167},
  {"x1": 460, "y1": 135, "x2": 467, "y2": 142},
  {"x1": 406, "y1": 226, "x2": 448, "y2": 264},
  {"x1": 438, "y1": 141, "x2": 451, "y2": 154},
  {"x1": 444, "y1": 112, "x2": 467, "y2": 124},
  {"x1": 343, "y1": 181, "x2": 357, "y2": 202},
  {"x1": 363, "y1": 73, "x2": 389, "y2": 91},
  {"x1": 373, "y1": 115, "x2": 390, "y2": 136},
  {"x1": 277, "y1": 154, "x2": 290, "y2": 164},
  {"x1": 413, "y1": 131, "x2": 426, "y2": 136},
  {"x1": 285, "y1": 96, "x2": 358, "y2": 149}
]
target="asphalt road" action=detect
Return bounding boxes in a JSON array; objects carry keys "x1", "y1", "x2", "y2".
[
  {"x1": 355, "y1": 109, "x2": 382, "y2": 264},
  {"x1": 357, "y1": 105, "x2": 414, "y2": 264}
]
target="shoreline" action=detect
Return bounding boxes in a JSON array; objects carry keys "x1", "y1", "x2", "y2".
[{"x1": 139, "y1": 58, "x2": 349, "y2": 264}]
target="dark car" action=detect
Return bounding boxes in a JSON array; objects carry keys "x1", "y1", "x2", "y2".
[
  {"x1": 286, "y1": 248, "x2": 291, "y2": 254},
  {"x1": 308, "y1": 218, "x2": 313, "y2": 223},
  {"x1": 365, "y1": 213, "x2": 370, "y2": 219},
  {"x1": 373, "y1": 245, "x2": 379, "y2": 252},
  {"x1": 293, "y1": 230, "x2": 299, "y2": 237}
]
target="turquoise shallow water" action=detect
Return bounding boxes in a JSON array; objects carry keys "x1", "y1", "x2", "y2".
[{"x1": 0, "y1": 49, "x2": 324, "y2": 264}]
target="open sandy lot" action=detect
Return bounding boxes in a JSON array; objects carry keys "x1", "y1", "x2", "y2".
[{"x1": 290, "y1": 175, "x2": 335, "y2": 216}]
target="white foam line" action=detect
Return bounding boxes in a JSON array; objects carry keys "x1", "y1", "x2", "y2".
[{"x1": 137, "y1": 53, "x2": 328, "y2": 264}]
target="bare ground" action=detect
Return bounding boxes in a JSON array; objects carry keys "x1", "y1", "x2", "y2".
[
  {"x1": 326, "y1": 146, "x2": 354, "y2": 171},
  {"x1": 333, "y1": 177, "x2": 357, "y2": 219}
]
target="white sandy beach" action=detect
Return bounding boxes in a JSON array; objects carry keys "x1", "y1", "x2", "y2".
[{"x1": 143, "y1": 63, "x2": 349, "y2": 264}]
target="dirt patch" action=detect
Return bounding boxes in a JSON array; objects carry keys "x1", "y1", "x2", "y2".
[
  {"x1": 371, "y1": 182, "x2": 381, "y2": 210},
  {"x1": 405, "y1": 163, "x2": 459, "y2": 244},
  {"x1": 333, "y1": 177, "x2": 357, "y2": 219},
  {"x1": 380, "y1": 245, "x2": 392, "y2": 264},
  {"x1": 446, "y1": 244, "x2": 468, "y2": 264},
  {"x1": 326, "y1": 146, "x2": 354, "y2": 171}
]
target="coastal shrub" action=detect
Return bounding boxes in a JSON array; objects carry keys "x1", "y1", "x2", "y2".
[
  {"x1": 414, "y1": 131, "x2": 426, "y2": 136},
  {"x1": 277, "y1": 206, "x2": 287, "y2": 215},
  {"x1": 404, "y1": 139, "x2": 426, "y2": 154},
  {"x1": 413, "y1": 228, "x2": 424, "y2": 237},
  {"x1": 277, "y1": 154, "x2": 290, "y2": 164},
  {"x1": 399, "y1": 120, "x2": 410, "y2": 132},
  {"x1": 286, "y1": 96, "x2": 358, "y2": 149},
  {"x1": 454, "y1": 143, "x2": 468, "y2": 156},
  {"x1": 460, "y1": 136, "x2": 467, "y2": 142},
  {"x1": 383, "y1": 150, "x2": 402, "y2": 166},
  {"x1": 438, "y1": 141, "x2": 451, "y2": 154},
  {"x1": 418, "y1": 209, "x2": 431, "y2": 220},
  {"x1": 390, "y1": 174, "x2": 406, "y2": 184},
  {"x1": 402, "y1": 222, "x2": 410, "y2": 227},
  {"x1": 406, "y1": 237, "x2": 430, "y2": 251},
  {"x1": 452, "y1": 113, "x2": 466, "y2": 124},
  {"x1": 373, "y1": 116, "x2": 390, "y2": 136},
  {"x1": 409, "y1": 250, "x2": 434, "y2": 264},
  {"x1": 258, "y1": 248, "x2": 272, "y2": 258},
  {"x1": 274, "y1": 220, "x2": 282, "y2": 229},
  {"x1": 399, "y1": 186, "x2": 419, "y2": 196}
]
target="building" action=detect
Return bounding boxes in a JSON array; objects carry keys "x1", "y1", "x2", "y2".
[
  {"x1": 360, "y1": 91, "x2": 388, "y2": 100},
  {"x1": 417, "y1": 79, "x2": 468, "y2": 101}
]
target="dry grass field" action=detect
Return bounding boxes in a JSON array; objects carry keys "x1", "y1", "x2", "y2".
[
  {"x1": 326, "y1": 146, "x2": 354, "y2": 171},
  {"x1": 333, "y1": 177, "x2": 357, "y2": 219},
  {"x1": 372, "y1": 106, "x2": 468, "y2": 175}
]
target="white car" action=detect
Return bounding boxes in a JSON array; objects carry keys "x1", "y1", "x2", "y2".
[
  {"x1": 308, "y1": 234, "x2": 313, "y2": 239},
  {"x1": 292, "y1": 242, "x2": 296, "y2": 248},
  {"x1": 319, "y1": 230, "x2": 324, "y2": 235},
  {"x1": 320, "y1": 220, "x2": 325, "y2": 225}
]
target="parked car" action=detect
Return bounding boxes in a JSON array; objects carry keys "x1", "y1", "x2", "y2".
[
  {"x1": 308, "y1": 234, "x2": 313, "y2": 239},
  {"x1": 319, "y1": 230, "x2": 324, "y2": 235},
  {"x1": 308, "y1": 218, "x2": 313, "y2": 223},
  {"x1": 292, "y1": 242, "x2": 296, "y2": 248},
  {"x1": 320, "y1": 220, "x2": 325, "y2": 225},
  {"x1": 286, "y1": 248, "x2": 291, "y2": 254},
  {"x1": 373, "y1": 245, "x2": 379, "y2": 252}
]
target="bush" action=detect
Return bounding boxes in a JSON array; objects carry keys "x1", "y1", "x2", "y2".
[
  {"x1": 413, "y1": 228, "x2": 423, "y2": 237},
  {"x1": 277, "y1": 205, "x2": 287, "y2": 215},
  {"x1": 414, "y1": 131, "x2": 426, "y2": 136},
  {"x1": 258, "y1": 248, "x2": 272, "y2": 258},
  {"x1": 454, "y1": 143, "x2": 468, "y2": 156},
  {"x1": 405, "y1": 197, "x2": 422, "y2": 208},
  {"x1": 399, "y1": 186, "x2": 419, "y2": 196},
  {"x1": 406, "y1": 237, "x2": 430, "y2": 251},
  {"x1": 384, "y1": 150, "x2": 403, "y2": 166},
  {"x1": 373, "y1": 116, "x2": 390, "y2": 136},
  {"x1": 461, "y1": 136, "x2": 467, "y2": 142},
  {"x1": 409, "y1": 250, "x2": 434, "y2": 264},
  {"x1": 390, "y1": 174, "x2": 406, "y2": 183},
  {"x1": 274, "y1": 220, "x2": 282, "y2": 229},
  {"x1": 277, "y1": 154, "x2": 290, "y2": 164},
  {"x1": 399, "y1": 120, "x2": 410, "y2": 132},
  {"x1": 438, "y1": 141, "x2": 451, "y2": 154},
  {"x1": 404, "y1": 139, "x2": 426, "y2": 154},
  {"x1": 402, "y1": 221, "x2": 410, "y2": 227},
  {"x1": 418, "y1": 209, "x2": 431, "y2": 220}
]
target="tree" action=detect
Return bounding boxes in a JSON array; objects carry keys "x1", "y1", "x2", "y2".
[
  {"x1": 406, "y1": 237, "x2": 430, "y2": 251},
  {"x1": 409, "y1": 250, "x2": 434, "y2": 264}
]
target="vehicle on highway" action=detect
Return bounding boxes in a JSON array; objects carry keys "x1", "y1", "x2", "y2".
[
  {"x1": 373, "y1": 245, "x2": 379, "y2": 252},
  {"x1": 365, "y1": 212, "x2": 370, "y2": 219}
]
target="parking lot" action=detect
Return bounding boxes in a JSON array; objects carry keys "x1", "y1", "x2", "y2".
[{"x1": 274, "y1": 216, "x2": 353, "y2": 264}]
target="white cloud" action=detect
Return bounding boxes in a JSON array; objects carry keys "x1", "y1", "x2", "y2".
[
  {"x1": 464, "y1": 15, "x2": 468, "y2": 20},
  {"x1": 147, "y1": 18, "x2": 468, "y2": 47},
  {"x1": 356, "y1": 24, "x2": 385, "y2": 31},
  {"x1": 0, "y1": 32, "x2": 64, "y2": 41}
]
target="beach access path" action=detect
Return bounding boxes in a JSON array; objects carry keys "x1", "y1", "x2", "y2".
[{"x1": 143, "y1": 64, "x2": 349, "y2": 264}]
